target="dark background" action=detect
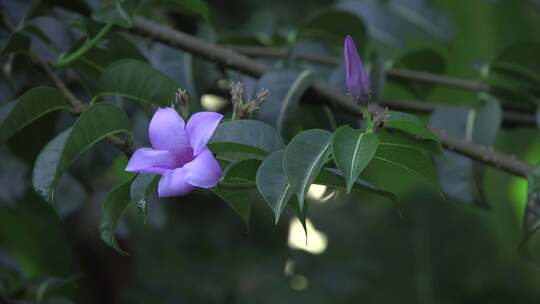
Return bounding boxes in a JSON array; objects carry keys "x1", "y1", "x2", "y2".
[{"x1": 1, "y1": 0, "x2": 540, "y2": 303}]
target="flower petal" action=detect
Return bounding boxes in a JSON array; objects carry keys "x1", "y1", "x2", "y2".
[
  {"x1": 186, "y1": 111, "x2": 223, "y2": 155},
  {"x1": 183, "y1": 148, "x2": 222, "y2": 188},
  {"x1": 125, "y1": 148, "x2": 177, "y2": 174},
  {"x1": 344, "y1": 35, "x2": 370, "y2": 103},
  {"x1": 149, "y1": 107, "x2": 190, "y2": 151},
  {"x1": 158, "y1": 168, "x2": 194, "y2": 197}
]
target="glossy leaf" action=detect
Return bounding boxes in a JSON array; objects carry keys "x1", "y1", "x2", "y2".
[
  {"x1": 256, "y1": 150, "x2": 295, "y2": 224},
  {"x1": 130, "y1": 174, "x2": 158, "y2": 222},
  {"x1": 255, "y1": 70, "x2": 313, "y2": 135},
  {"x1": 32, "y1": 103, "x2": 132, "y2": 205},
  {"x1": 284, "y1": 129, "x2": 332, "y2": 209},
  {"x1": 208, "y1": 119, "x2": 285, "y2": 158},
  {"x1": 384, "y1": 111, "x2": 440, "y2": 143},
  {"x1": 319, "y1": 168, "x2": 396, "y2": 202},
  {"x1": 0, "y1": 87, "x2": 69, "y2": 144},
  {"x1": 371, "y1": 130, "x2": 438, "y2": 187},
  {"x1": 224, "y1": 159, "x2": 261, "y2": 182},
  {"x1": 0, "y1": 33, "x2": 30, "y2": 57},
  {"x1": 298, "y1": 8, "x2": 367, "y2": 50},
  {"x1": 97, "y1": 59, "x2": 179, "y2": 106},
  {"x1": 100, "y1": 176, "x2": 135, "y2": 255},
  {"x1": 332, "y1": 126, "x2": 379, "y2": 194},
  {"x1": 256, "y1": 150, "x2": 306, "y2": 228}
]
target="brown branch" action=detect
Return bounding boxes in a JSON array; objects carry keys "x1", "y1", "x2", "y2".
[
  {"x1": 228, "y1": 45, "x2": 491, "y2": 92},
  {"x1": 2, "y1": 10, "x2": 134, "y2": 157},
  {"x1": 131, "y1": 17, "x2": 535, "y2": 178},
  {"x1": 230, "y1": 46, "x2": 536, "y2": 126},
  {"x1": 36, "y1": 61, "x2": 135, "y2": 156}
]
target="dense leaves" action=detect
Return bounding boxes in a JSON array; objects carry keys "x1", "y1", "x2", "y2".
[
  {"x1": 32, "y1": 103, "x2": 132, "y2": 206},
  {"x1": 0, "y1": 87, "x2": 69, "y2": 144},
  {"x1": 97, "y1": 59, "x2": 179, "y2": 106}
]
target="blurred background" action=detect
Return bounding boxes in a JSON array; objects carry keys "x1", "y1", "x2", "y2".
[{"x1": 1, "y1": 0, "x2": 540, "y2": 303}]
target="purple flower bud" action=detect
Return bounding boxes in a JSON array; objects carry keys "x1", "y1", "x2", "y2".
[{"x1": 344, "y1": 35, "x2": 370, "y2": 104}]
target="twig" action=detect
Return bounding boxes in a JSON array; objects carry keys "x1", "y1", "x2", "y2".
[
  {"x1": 229, "y1": 45, "x2": 491, "y2": 92},
  {"x1": 131, "y1": 17, "x2": 535, "y2": 178},
  {"x1": 37, "y1": 60, "x2": 134, "y2": 156},
  {"x1": 2, "y1": 10, "x2": 134, "y2": 157}
]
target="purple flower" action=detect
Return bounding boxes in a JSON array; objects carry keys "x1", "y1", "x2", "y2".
[
  {"x1": 344, "y1": 35, "x2": 370, "y2": 104},
  {"x1": 126, "y1": 108, "x2": 223, "y2": 197}
]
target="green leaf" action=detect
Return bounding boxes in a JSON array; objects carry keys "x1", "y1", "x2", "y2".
[
  {"x1": 371, "y1": 130, "x2": 438, "y2": 187},
  {"x1": 32, "y1": 103, "x2": 132, "y2": 205},
  {"x1": 92, "y1": 1, "x2": 138, "y2": 28},
  {"x1": 384, "y1": 111, "x2": 440, "y2": 143},
  {"x1": 491, "y1": 42, "x2": 540, "y2": 86},
  {"x1": 208, "y1": 119, "x2": 285, "y2": 158},
  {"x1": 256, "y1": 150, "x2": 306, "y2": 228},
  {"x1": 298, "y1": 8, "x2": 367, "y2": 51},
  {"x1": 212, "y1": 187, "x2": 253, "y2": 226},
  {"x1": 130, "y1": 174, "x2": 158, "y2": 223},
  {"x1": 0, "y1": 33, "x2": 30, "y2": 57},
  {"x1": 284, "y1": 129, "x2": 333, "y2": 209},
  {"x1": 256, "y1": 150, "x2": 295, "y2": 224},
  {"x1": 100, "y1": 176, "x2": 135, "y2": 255},
  {"x1": 71, "y1": 33, "x2": 148, "y2": 90},
  {"x1": 149, "y1": 0, "x2": 210, "y2": 22},
  {"x1": 319, "y1": 168, "x2": 396, "y2": 202},
  {"x1": 0, "y1": 87, "x2": 70, "y2": 144},
  {"x1": 332, "y1": 126, "x2": 379, "y2": 194},
  {"x1": 377, "y1": 129, "x2": 442, "y2": 156},
  {"x1": 97, "y1": 59, "x2": 179, "y2": 106},
  {"x1": 470, "y1": 95, "x2": 502, "y2": 146},
  {"x1": 224, "y1": 159, "x2": 261, "y2": 182},
  {"x1": 392, "y1": 49, "x2": 446, "y2": 99},
  {"x1": 255, "y1": 70, "x2": 313, "y2": 135}
]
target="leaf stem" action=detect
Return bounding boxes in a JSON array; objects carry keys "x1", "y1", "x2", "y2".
[
  {"x1": 360, "y1": 106, "x2": 374, "y2": 133},
  {"x1": 54, "y1": 23, "x2": 113, "y2": 68}
]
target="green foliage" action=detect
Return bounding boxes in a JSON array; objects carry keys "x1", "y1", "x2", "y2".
[
  {"x1": 130, "y1": 173, "x2": 158, "y2": 222},
  {"x1": 0, "y1": 33, "x2": 30, "y2": 57},
  {"x1": 32, "y1": 103, "x2": 132, "y2": 206},
  {"x1": 97, "y1": 59, "x2": 179, "y2": 106},
  {"x1": 332, "y1": 126, "x2": 379, "y2": 194},
  {"x1": 284, "y1": 129, "x2": 333, "y2": 209},
  {"x1": 0, "y1": 87, "x2": 69, "y2": 144},
  {"x1": 256, "y1": 150, "x2": 298, "y2": 224},
  {"x1": 100, "y1": 176, "x2": 136, "y2": 255},
  {"x1": 209, "y1": 119, "x2": 285, "y2": 159},
  {"x1": 384, "y1": 111, "x2": 440, "y2": 144},
  {"x1": 370, "y1": 129, "x2": 439, "y2": 189}
]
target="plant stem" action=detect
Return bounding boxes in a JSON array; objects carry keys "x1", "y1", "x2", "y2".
[
  {"x1": 360, "y1": 106, "x2": 374, "y2": 132},
  {"x1": 54, "y1": 23, "x2": 113, "y2": 68}
]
